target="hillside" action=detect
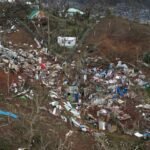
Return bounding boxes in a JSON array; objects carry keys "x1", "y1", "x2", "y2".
[
  {"x1": 83, "y1": 17, "x2": 150, "y2": 65},
  {"x1": 68, "y1": 0, "x2": 150, "y2": 8},
  {"x1": 0, "y1": 2, "x2": 150, "y2": 150}
]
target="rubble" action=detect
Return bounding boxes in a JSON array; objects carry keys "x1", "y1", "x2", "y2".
[
  {"x1": 2, "y1": 48, "x2": 148, "y2": 136},
  {"x1": 0, "y1": 18, "x2": 149, "y2": 144},
  {"x1": 65, "y1": 130, "x2": 74, "y2": 139},
  {"x1": 0, "y1": 2, "x2": 150, "y2": 149},
  {"x1": 136, "y1": 104, "x2": 150, "y2": 109},
  {"x1": 30, "y1": 51, "x2": 148, "y2": 136},
  {"x1": 134, "y1": 132, "x2": 144, "y2": 138}
]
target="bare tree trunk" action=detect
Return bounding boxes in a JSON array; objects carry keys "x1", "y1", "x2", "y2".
[
  {"x1": 7, "y1": 67, "x2": 10, "y2": 95},
  {"x1": 48, "y1": 13, "x2": 50, "y2": 52}
]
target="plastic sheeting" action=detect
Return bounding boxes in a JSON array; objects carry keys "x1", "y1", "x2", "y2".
[{"x1": 0, "y1": 110, "x2": 18, "y2": 119}]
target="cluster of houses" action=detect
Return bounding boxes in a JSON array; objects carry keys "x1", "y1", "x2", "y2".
[{"x1": 26, "y1": 3, "x2": 85, "y2": 48}]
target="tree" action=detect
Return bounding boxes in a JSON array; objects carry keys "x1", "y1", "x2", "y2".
[{"x1": 143, "y1": 52, "x2": 150, "y2": 64}]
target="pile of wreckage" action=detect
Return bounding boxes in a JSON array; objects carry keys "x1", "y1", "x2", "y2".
[
  {"x1": 47, "y1": 56, "x2": 150, "y2": 138},
  {"x1": 0, "y1": 41, "x2": 150, "y2": 139}
]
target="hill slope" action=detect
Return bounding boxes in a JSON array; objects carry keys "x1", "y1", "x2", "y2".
[{"x1": 83, "y1": 17, "x2": 150, "y2": 64}]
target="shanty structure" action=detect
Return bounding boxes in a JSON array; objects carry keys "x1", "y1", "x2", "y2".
[
  {"x1": 67, "y1": 8, "x2": 84, "y2": 16},
  {"x1": 28, "y1": 9, "x2": 46, "y2": 20},
  {"x1": 57, "y1": 36, "x2": 76, "y2": 48}
]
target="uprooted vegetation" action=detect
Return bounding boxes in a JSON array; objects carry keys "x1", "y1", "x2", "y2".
[
  {"x1": 0, "y1": 2, "x2": 150, "y2": 150},
  {"x1": 0, "y1": 2, "x2": 91, "y2": 53},
  {"x1": 0, "y1": 86, "x2": 97, "y2": 150},
  {"x1": 0, "y1": 2, "x2": 31, "y2": 24}
]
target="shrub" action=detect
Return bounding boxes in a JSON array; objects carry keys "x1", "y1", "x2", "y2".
[
  {"x1": 0, "y1": 138, "x2": 11, "y2": 150},
  {"x1": 143, "y1": 52, "x2": 150, "y2": 64}
]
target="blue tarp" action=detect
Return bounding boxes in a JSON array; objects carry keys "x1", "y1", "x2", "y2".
[
  {"x1": 143, "y1": 132, "x2": 150, "y2": 140},
  {"x1": 74, "y1": 93, "x2": 79, "y2": 102},
  {"x1": 116, "y1": 87, "x2": 128, "y2": 97},
  {"x1": 0, "y1": 110, "x2": 18, "y2": 119}
]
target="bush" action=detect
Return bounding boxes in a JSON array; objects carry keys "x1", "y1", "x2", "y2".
[
  {"x1": 143, "y1": 52, "x2": 150, "y2": 64},
  {"x1": 0, "y1": 94, "x2": 4, "y2": 101},
  {"x1": 0, "y1": 138, "x2": 11, "y2": 150}
]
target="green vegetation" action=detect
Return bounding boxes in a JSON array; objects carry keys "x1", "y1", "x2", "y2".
[
  {"x1": 0, "y1": 138, "x2": 12, "y2": 150},
  {"x1": 105, "y1": 133, "x2": 146, "y2": 150},
  {"x1": 143, "y1": 52, "x2": 150, "y2": 64},
  {"x1": 0, "y1": 93, "x2": 4, "y2": 101},
  {"x1": 46, "y1": 11, "x2": 92, "y2": 55}
]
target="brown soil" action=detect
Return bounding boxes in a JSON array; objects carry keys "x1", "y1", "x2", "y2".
[
  {"x1": 83, "y1": 17, "x2": 150, "y2": 65},
  {"x1": 0, "y1": 16, "x2": 149, "y2": 149},
  {"x1": 6, "y1": 27, "x2": 36, "y2": 49},
  {"x1": 0, "y1": 71, "x2": 18, "y2": 95},
  {"x1": 0, "y1": 100, "x2": 97, "y2": 150}
]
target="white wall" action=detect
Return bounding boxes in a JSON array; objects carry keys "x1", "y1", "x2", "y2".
[{"x1": 57, "y1": 36, "x2": 76, "y2": 48}]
